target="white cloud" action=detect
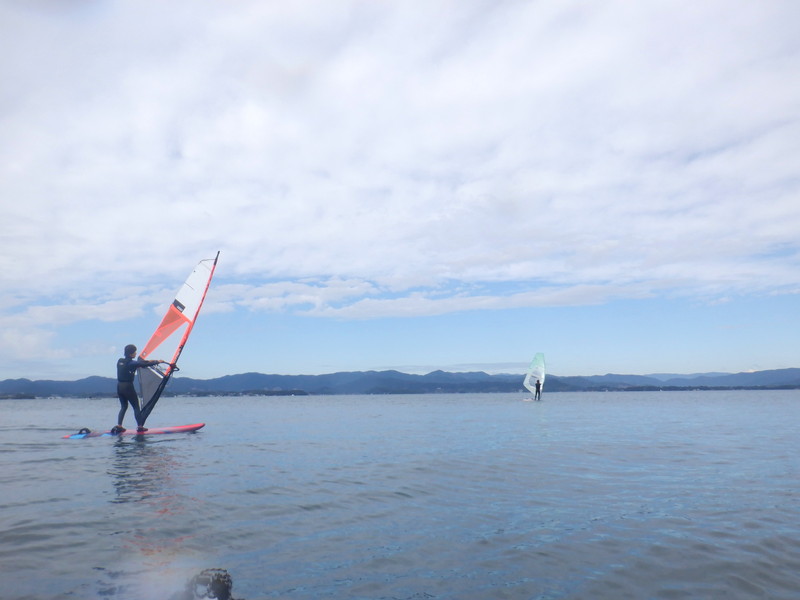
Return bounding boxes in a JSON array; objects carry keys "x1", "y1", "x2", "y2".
[{"x1": 1, "y1": 0, "x2": 799, "y2": 376}]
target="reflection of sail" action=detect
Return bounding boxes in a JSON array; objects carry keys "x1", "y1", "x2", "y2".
[
  {"x1": 523, "y1": 353, "x2": 546, "y2": 395},
  {"x1": 137, "y1": 252, "x2": 220, "y2": 425},
  {"x1": 105, "y1": 439, "x2": 202, "y2": 594},
  {"x1": 109, "y1": 438, "x2": 180, "y2": 504}
]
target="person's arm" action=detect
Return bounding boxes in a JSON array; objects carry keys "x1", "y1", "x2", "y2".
[{"x1": 133, "y1": 357, "x2": 168, "y2": 368}]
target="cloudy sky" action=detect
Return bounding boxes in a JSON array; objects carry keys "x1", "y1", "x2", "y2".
[{"x1": 1, "y1": 0, "x2": 799, "y2": 381}]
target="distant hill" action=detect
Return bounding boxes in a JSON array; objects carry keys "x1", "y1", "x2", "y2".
[
  {"x1": 2, "y1": 368, "x2": 800, "y2": 398},
  {"x1": 558, "y1": 369, "x2": 800, "y2": 390}
]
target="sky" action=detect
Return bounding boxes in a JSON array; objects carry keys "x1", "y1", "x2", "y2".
[{"x1": 1, "y1": 0, "x2": 799, "y2": 382}]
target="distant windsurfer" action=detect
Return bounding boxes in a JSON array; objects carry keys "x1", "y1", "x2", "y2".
[
  {"x1": 115, "y1": 344, "x2": 166, "y2": 433},
  {"x1": 534, "y1": 379, "x2": 542, "y2": 401}
]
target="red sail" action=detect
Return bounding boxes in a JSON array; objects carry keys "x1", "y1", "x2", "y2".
[{"x1": 137, "y1": 252, "x2": 220, "y2": 424}]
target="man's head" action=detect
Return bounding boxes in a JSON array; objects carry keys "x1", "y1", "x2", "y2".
[{"x1": 124, "y1": 344, "x2": 137, "y2": 358}]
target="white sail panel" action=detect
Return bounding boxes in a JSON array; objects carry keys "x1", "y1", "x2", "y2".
[{"x1": 140, "y1": 256, "x2": 218, "y2": 363}]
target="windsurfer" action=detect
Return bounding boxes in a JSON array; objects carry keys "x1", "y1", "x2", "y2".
[
  {"x1": 115, "y1": 344, "x2": 166, "y2": 433},
  {"x1": 535, "y1": 379, "x2": 542, "y2": 401}
]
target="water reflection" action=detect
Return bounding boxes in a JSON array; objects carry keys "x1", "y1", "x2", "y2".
[
  {"x1": 106, "y1": 437, "x2": 204, "y2": 582},
  {"x1": 108, "y1": 437, "x2": 182, "y2": 504}
]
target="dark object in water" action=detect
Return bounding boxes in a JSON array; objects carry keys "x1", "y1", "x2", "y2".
[{"x1": 171, "y1": 568, "x2": 241, "y2": 600}]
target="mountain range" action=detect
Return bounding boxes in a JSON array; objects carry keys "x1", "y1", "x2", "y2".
[{"x1": 2, "y1": 368, "x2": 800, "y2": 398}]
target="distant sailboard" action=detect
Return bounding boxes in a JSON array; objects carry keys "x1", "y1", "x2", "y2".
[
  {"x1": 66, "y1": 252, "x2": 220, "y2": 439},
  {"x1": 523, "y1": 353, "x2": 546, "y2": 400}
]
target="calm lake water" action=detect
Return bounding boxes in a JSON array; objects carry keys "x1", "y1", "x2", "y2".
[{"x1": 2, "y1": 391, "x2": 799, "y2": 599}]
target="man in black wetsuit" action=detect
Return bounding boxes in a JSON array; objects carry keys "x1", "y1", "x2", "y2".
[
  {"x1": 534, "y1": 379, "x2": 542, "y2": 401},
  {"x1": 115, "y1": 344, "x2": 166, "y2": 433}
]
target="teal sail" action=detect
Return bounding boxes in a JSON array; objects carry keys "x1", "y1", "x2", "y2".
[{"x1": 523, "y1": 353, "x2": 546, "y2": 396}]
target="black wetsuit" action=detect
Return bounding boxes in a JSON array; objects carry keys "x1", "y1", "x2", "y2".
[
  {"x1": 534, "y1": 380, "x2": 542, "y2": 401},
  {"x1": 116, "y1": 356, "x2": 151, "y2": 427}
]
